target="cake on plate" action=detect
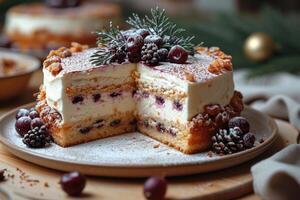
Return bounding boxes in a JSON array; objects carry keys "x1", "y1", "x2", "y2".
[
  {"x1": 4, "y1": 0, "x2": 121, "y2": 52},
  {"x1": 36, "y1": 8, "x2": 243, "y2": 154}
]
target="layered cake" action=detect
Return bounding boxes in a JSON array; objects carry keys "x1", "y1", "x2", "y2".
[
  {"x1": 4, "y1": 0, "x2": 121, "y2": 51},
  {"x1": 36, "y1": 8, "x2": 244, "y2": 154}
]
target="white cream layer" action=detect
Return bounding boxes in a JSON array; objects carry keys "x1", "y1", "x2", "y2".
[
  {"x1": 137, "y1": 64, "x2": 234, "y2": 123},
  {"x1": 43, "y1": 63, "x2": 136, "y2": 123},
  {"x1": 5, "y1": 12, "x2": 115, "y2": 36}
]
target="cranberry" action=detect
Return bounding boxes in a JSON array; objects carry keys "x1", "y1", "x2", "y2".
[
  {"x1": 72, "y1": 95, "x2": 84, "y2": 104},
  {"x1": 144, "y1": 176, "x2": 167, "y2": 200},
  {"x1": 228, "y1": 117, "x2": 250, "y2": 133},
  {"x1": 157, "y1": 48, "x2": 168, "y2": 61},
  {"x1": 173, "y1": 101, "x2": 183, "y2": 111},
  {"x1": 92, "y1": 93, "x2": 101, "y2": 102},
  {"x1": 16, "y1": 108, "x2": 29, "y2": 119},
  {"x1": 127, "y1": 34, "x2": 144, "y2": 54},
  {"x1": 29, "y1": 110, "x2": 39, "y2": 119},
  {"x1": 60, "y1": 171, "x2": 86, "y2": 197},
  {"x1": 243, "y1": 133, "x2": 256, "y2": 148},
  {"x1": 45, "y1": 0, "x2": 81, "y2": 8},
  {"x1": 155, "y1": 96, "x2": 165, "y2": 106},
  {"x1": 168, "y1": 45, "x2": 188, "y2": 64},
  {"x1": 31, "y1": 118, "x2": 44, "y2": 129},
  {"x1": 144, "y1": 35, "x2": 163, "y2": 47},
  {"x1": 15, "y1": 116, "x2": 31, "y2": 137},
  {"x1": 135, "y1": 29, "x2": 150, "y2": 39}
]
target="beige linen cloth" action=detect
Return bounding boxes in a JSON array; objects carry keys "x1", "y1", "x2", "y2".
[{"x1": 235, "y1": 71, "x2": 300, "y2": 199}]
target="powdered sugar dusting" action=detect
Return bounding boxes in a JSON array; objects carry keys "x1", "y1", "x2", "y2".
[
  {"x1": 59, "y1": 48, "x2": 227, "y2": 82},
  {"x1": 152, "y1": 54, "x2": 221, "y2": 82}
]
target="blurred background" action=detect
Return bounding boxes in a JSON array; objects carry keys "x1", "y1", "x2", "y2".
[{"x1": 0, "y1": 0, "x2": 300, "y2": 109}]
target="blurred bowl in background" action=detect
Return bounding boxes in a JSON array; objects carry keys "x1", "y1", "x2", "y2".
[{"x1": 0, "y1": 48, "x2": 40, "y2": 101}]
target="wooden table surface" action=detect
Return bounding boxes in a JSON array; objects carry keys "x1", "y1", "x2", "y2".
[{"x1": 0, "y1": 71, "x2": 297, "y2": 200}]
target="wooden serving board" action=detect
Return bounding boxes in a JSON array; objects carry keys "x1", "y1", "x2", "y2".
[{"x1": 0, "y1": 119, "x2": 298, "y2": 200}]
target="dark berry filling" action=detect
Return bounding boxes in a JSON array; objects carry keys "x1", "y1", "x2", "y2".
[
  {"x1": 92, "y1": 93, "x2": 101, "y2": 102},
  {"x1": 93, "y1": 119, "x2": 104, "y2": 128},
  {"x1": 129, "y1": 119, "x2": 137, "y2": 125},
  {"x1": 173, "y1": 100, "x2": 183, "y2": 111},
  {"x1": 142, "y1": 91, "x2": 150, "y2": 98},
  {"x1": 110, "y1": 92, "x2": 122, "y2": 98},
  {"x1": 156, "y1": 123, "x2": 166, "y2": 133},
  {"x1": 110, "y1": 119, "x2": 121, "y2": 127},
  {"x1": 79, "y1": 127, "x2": 91, "y2": 134},
  {"x1": 72, "y1": 95, "x2": 84, "y2": 104},
  {"x1": 155, "y1": 96, "x2": 165, "y2": 106}
]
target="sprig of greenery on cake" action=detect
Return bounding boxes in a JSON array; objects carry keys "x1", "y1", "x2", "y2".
[{"x1": 90, "y1": 7, "x2": 198, "y2": 66}]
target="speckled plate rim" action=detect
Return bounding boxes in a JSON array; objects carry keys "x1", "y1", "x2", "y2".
[{"x1": 0, "y1": 103, "x2": 278, "y2": 177}]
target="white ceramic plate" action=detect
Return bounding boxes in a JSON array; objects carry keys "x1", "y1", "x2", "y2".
[{"x1": 0, "y1": 103, "x2": 278, "y2": 177}]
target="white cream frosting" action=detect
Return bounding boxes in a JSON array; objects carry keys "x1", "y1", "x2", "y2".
[
  {"x1": 43, "y1": 63, "x2": 136, "y2": 124},
  {"x1": 137, "y1": 64, "x2": 234, "y2": 123},
  {"x1": 43, "y1": 49, "x2": 234, "y2": 125}
]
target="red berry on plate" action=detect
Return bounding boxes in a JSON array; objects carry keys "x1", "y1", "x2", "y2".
[
  {"x1": 60, "y1": 171, "x2": 86, "y2": 196},
  {"x1": 31, "y1": 118, "x2": 44, "y2": 129},
  {"x1": 144, "y1": 176, "x2": 167, "y2": 200},
  {"x1": 15, "y1": 116, "x2": 32, "y2": 137},
  {"x1": 168, "y1": 45, "x2": 188, "y2": 64},
  {"x1": 16, "y1": 108, "x2": 29, "y2": 119},
  {"x1": 29, "y1": 110, "x2": 39, "y2": 119},
  {"x1": 228, "y1": 116, "x2": 250, "y2": 134}
]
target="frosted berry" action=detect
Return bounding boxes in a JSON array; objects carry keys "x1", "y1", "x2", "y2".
[
  {"x1": 243, "y1": 133, "x2": 255, "y2": 148},
  {"x1": 144, "y1": 35, "x2": 163, "y2": 47},
  {"x1": 144, "y1": 176, "x2": 167, "y2": 200},
  {"x1": 157, "y1": 48, "x2": 168, "y2": 61},
  {"x1": 127, "y1": 34, "x2": 144, "y2": 54},
  {"x1": 60, "y1": 171, "x2": 86, "y2": 196},
  {"x1": 168, "y1": 45, "x2": 188, "y2": 64}
]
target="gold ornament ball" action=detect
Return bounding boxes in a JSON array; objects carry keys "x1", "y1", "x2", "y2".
[{"x1": 244, "y1": 32, "x2": 275, "y2": 62}]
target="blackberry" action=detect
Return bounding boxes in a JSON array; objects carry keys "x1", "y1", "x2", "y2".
[
  {"x1": 211, "y1": 127, "x2": 245, "y2": 155},
  {"x1": 23, "y1": 126, "x2": 52, "y2": 148},
  {"x1": 141, "y1": 43, "x2": 160, "y2": 66}
]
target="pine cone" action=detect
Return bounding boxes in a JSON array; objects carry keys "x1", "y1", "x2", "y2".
[{"x1": 212, "y1": 127, "x2": 245, "y2": 155}]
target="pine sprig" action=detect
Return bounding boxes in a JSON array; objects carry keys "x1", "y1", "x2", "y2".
[
  {"x1": 94, "y1": 22, "x2": 126, "y2": 47},
  {"x1": 91, "y1": 22, "x2": 126, "y2": 65},
  {"x1": 127, "y1": 7, "x2": 196, "y2": 54},
  {"x1": 90, "y1": 48, "x2": 114, "y2": 66}
]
